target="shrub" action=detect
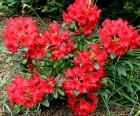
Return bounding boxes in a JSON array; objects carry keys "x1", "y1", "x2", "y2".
[{"x1": 1, "y1": 0, "x2": 140, "y2": 115}]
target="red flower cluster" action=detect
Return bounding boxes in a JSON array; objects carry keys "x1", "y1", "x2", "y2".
[
  {"x1": 99, "y1": 18, "x2": 140, "y2": 56},
  {"x1": 3, "y1": 17, "x2": 75, "y2": 60},
  {"x1": 7, "y1": 73, "x2": 56, "y2": 108},
  {"x1": 42, "y1": 22, "x2": 74, "y2": 59},
  {"x1": 2, "y1": 16, "x2": 38, "y2": 53},
  {"x1": 63, "y1": 43, "x2": 108, "y2": 115},
  {"x1": 67, "y1": 93, "x2": 98, "y2": 116},
  {"x1": 74, "y1": 43, "x2": 108, "y2": 67},
  {"x1": 63, "y1": 0, "x2": 100, "y2": 35},
  {"x1": 25, "y1": 35, "x2": 46, "y2": 59},
  {"x1": 2, "y1": 16, "x2": 47, "y2": 59}
]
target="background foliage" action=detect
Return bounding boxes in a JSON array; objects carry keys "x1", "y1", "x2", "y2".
[
  {"x1": 0, "y1": 0, "x2": 139, "y2": 25},
  {"x1": 0, "y1": 0, "x2": 74, "y2": 20},
  {"x1": 97, "y1": 0, "x2": 140, "y2": 26}
]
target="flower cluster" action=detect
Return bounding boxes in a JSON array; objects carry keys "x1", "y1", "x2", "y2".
[
  {"x1": 99, "y1": 18, "x2": 140, "y2": 56},
  {"x1": 62, "y1": 43, "x2": 108, "y2": 115},
  {"x1": 3, "y1": 17, "x2": 74, "y2": 60},
  {"x1": 25, "y1": 35, "x2": 46, "y2": 59},
  {"x1": 2, "y1": 16, "x2": 46, "y2": 59},
  {"x1": 67, "y1": 93, "x2": 98, "y2": 116},
  {"x1": 42, "y1": 22, "x2": 74, "y2": 60},
  {"x1": 7, "y1": 73, "x2": 56, "y2": 108},
  {"x1": 63, "y1": 0, "x2": 100, "y2": 35}
]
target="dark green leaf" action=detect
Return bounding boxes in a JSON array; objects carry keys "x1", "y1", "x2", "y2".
[
  {"x1": 116, "y1": 65, "x2": 127, "y2": 76},
  {"x1": 57, "y1": 88, "x2": 65, "y2": 96},
  {"x1": 110, "y1": 53, "x2": 116, "y2": 59},
  {"x1": 42, "y1": 99, "x2": 49, "y2": 107},
  {"x1": 0, "y1": 45, "x2": 11, "y2": 53},
  {"x1": 53, "y1": 89, "x2": 58, "y2": 99},
  {"x1": 73, "y1": 90, "x2": 79, "y2": 96},
  {"x1": 94, "y1": 62, "x2": 100, "y2": 70}
]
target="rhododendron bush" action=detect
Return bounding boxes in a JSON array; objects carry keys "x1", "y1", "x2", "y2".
[{"x1": 1, "y1": 0, "x2": 140, "y2": 115}]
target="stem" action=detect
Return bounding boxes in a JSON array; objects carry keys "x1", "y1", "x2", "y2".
[
  {"x1": 101, "y1": 94, "x2": 112, "y2": 116},
  {"x1": 22, "y1": 4, "x2": 48, "y2": 27}
]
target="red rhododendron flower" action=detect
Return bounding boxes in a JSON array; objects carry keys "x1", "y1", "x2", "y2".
[
  {"x1": 67, "y1": 92, "x2": 98, "y2": 116},
  {"x1": 42, "y1": 22, "x2": 74, "y2": 60},
  {"x1": 25, "y1": 35, "x2": 46, "y2": 59},
  {"x1": 7, "y1": 73, "x2": 56, "y2": 108},
  {"x1": 74, "y1": 43, "x2": 108, "y2": 67},
  {"x1": 63, "y1": 79, "x2": 80, "y2": 95},
  {"x1": 2, "y1": 16, "x2": 38, "y2": 53},
  {"x1": 40, "y1": 76, "x2": 56, "y2": 93},
  {"x1": 48, "y1": 21, "x2": 60, "y2": 34},
  {"x1": 7, "y1": 76, "x2": 44, "y2": 108},
  {"x1": 74, "y1": 100, "x2": 96, "y2": 116},
  {"x1": 90, "y1": 43, "x2": 108, "y2": 66},
  {"x1": 63, "y1": 43, "x2": 107, "y2": 97},
  {"x1": 62, "y1": 42, "x2": 108, "y2": 116},
  {"x1": 64, "y1": 66, "x2": 85, "y2": 79},
  {"x1": 63, "y1": 0, "x2": 100, "y2": 35},
  {"x1": 63, "y1": 68, "x2": 104, "y2": 95},
  {"x1": 99, "y1": 18, "x2": 140, "y2": 56}
]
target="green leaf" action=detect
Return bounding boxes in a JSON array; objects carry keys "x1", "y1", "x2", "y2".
[
  {"x1": 63, "y1": 54, "x2": 74, "y2": 59},
  {"x1": 110, "y1": 53, "x2": 116, "y2": 59},
  {"x1": 8, "y1": 1, "x2": 17, "y2": 6},
  {"x1": 42, "y1": 99, "x2": 49, "y2": 107},
  {"x1": 0, "y1": 2, "x2": 3, "y2": 9},
  {"x1": 101, "y1": 90, "x2": 109, "y2": 100},
  {"x1": 0, "y1": 45, "x2": 11, "y2": 53},
  {"x1": 56, "y1": 81, "x2": 62, "y2": 87},
  {"x1": 20, "y1": 72, "x2": 32, "y2": 79},
  {"x1": 101, "y1": 77, "x2": 108, "y2": 85},
  {"x1": 94, "y1": 62, "x2": 100, "y2": 70},
  {"x1": 57, "y1": 88, "x2": 65, "y2": 96},
  {"x1": 22, "y1": 59, "x2": 27, "y2": 64},
  {"x1": 53, "y1": 60, "x2": 63, "y2": 68},
  {"x1": 53, "y1": 89, "x2": 58, "y2": 99},
  {"x1": 73, "y1": 90, "x2": 79, "y2": 96},
  {"x1": 124, "y1": 61, "x2": 133, "y2": 70},
  {"x1": 116, "y1": 65, "x2": 127, "y2": 76},
  {"x1": 41, "y1": 6, "x2": 48, "y2": 13}
]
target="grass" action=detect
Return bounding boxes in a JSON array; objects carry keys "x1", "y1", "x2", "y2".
[{"x1": 100, "y1": 48, "x2": 140, "y2": 116}]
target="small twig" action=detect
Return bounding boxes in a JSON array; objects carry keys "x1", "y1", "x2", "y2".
[{"x1": 22, "y1": 4, "x2": 48, "y2": 27}]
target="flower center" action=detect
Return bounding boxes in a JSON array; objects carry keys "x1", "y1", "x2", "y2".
[
  {"x1": 89, "y1": 51, "x2": 95, "y2": 60},
  {"x1": 111, "y1": 35, "x2": 119, "y2": 42},
  {"x1": 24, "y1": 89, "x2": 32, "y2": 98}
]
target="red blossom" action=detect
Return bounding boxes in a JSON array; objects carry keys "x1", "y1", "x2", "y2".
[
  {"x1": 42, "y1": 22, "x2": 74, "y2": 60},
  {"x1": 67, "y1": 93, "x2": 98, "y2": 116},
  {"x1": 62, "y1": 0, "x2": 100, "y2": 35},
  {"x1": 7, "y1": 74, "x2": 56, "y2": 108},
  {"x1": 74, "y1": 43, "x2": 108, "y2": 67},
  {"x1": 99, "y1": 18, "x2": 140, "y2": 56},
  {"x1": 2, "y1": 16, "x2": 38, "y2": 53},
  {"x1": 25, "y1": 35, "x2": 46, "y2": 59}
]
